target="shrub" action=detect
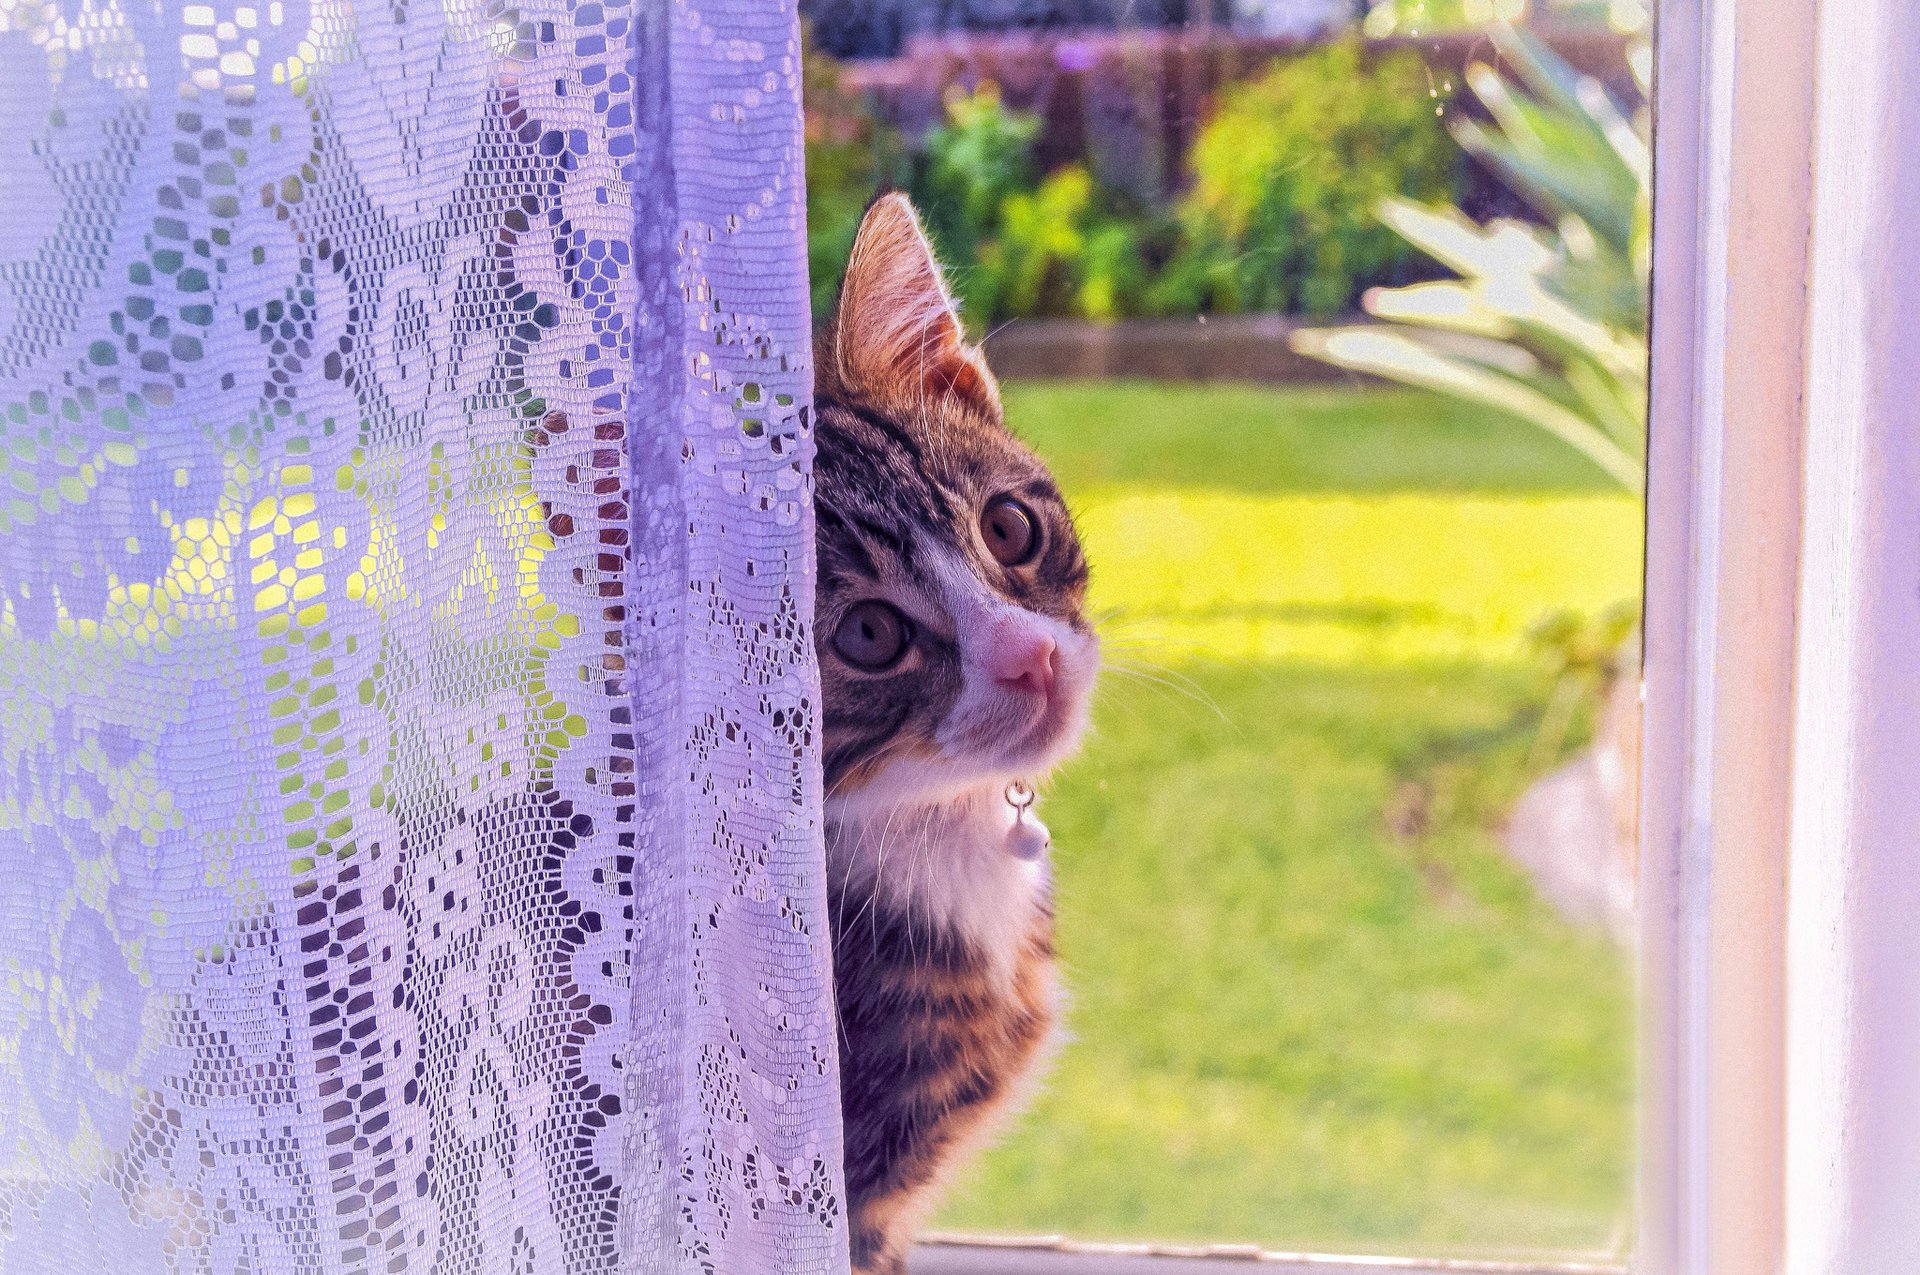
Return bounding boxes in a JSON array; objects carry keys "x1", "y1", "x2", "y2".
[
  {"x1": 968, "y1": 165, "x2": 1163, "y2": 325},
  {"x1": 1293, "y1": 26, "x2": 1650, "y2": 493},
  {"x1": 916, "y1": 83, "x2": 1041, "y2": 278},
  {"x1": 910, "y1": 88, "x2": 1166, "y2": 327},
  {"x1": 804, "y1": 36, "x2": 1486, "y2": 327},
  {"x1": 803, "y1": 27, "x2": 907, "y2": 318},
  {"x1": 1161, "y1": 39, "x2": 1457, "y2": 317},
  {"x1": 1363, "y1": 0, "x2": 1645, "y2": 34}
]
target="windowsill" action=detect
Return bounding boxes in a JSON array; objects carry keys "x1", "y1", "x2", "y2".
[{"x1": 910, "y1": 1236, "x2": 1626, "y2": 1275}]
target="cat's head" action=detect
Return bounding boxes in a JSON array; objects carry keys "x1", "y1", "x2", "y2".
[{"x1": 812, "y1": 193, "x2": 1097, "y2": 812}]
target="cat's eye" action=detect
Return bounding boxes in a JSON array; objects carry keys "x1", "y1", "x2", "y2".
[
  {"x1": 832, "y1": 600, "x2": 912, "y2": 671},
  {"x1": 981, "y1": 496, "x2": 1040, "y2": 566}
]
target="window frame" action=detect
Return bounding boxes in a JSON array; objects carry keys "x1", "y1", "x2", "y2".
[
  {"x1": 1635, "y1": 0, "x2": 1814, "y2": 1268},
  {"x1": 911, "y1": 1234, "x2": 1624, "y2": 1274},
  {"x1": 1640, "y1": 0, "x2": 1920, "y2": 1271}
]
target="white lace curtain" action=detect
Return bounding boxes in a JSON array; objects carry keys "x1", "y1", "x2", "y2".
[{"x1": 0, "y1": 0, "x2": 845, "y2": 1269}]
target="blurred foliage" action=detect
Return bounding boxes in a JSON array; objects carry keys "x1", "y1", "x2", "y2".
[
  {"x1": 1525, "y1": 599, "x2": 1641, "y2": 767},
  {"x1": 1361, "y1": 0, "x2": 1515, "y2": 35},
  {"x1": 802, "y1": 26, "x2": 908, "y2": 318},
  {"x1": 1529, "y1": 602, "x2": 1640, "y2": 687},
  {"x1": 801, "y1": 58, "x2": 1145, "y2": 327},
  {"x1": 804, "y1": 31, "x2": 1473, "y2": 328},
  {"x1": 1361, "y1": 0, "x2": 1648, "y2": 35},
  {"x1": 803, "y1": 19, "x2": 1643, "y2": 345},
  {"x1": 1156, "y1": 39, "x2": 1457, "y2": 317},
  {"x1": 917, "y1": 82, "x2": 1040, "y2": 271},
  {"x1": 915, "y1": 86, "x2": 1169, "y2": 327},
  {"x1": 1293, "y1": 25, "x2": 1650, "y2": 493}
]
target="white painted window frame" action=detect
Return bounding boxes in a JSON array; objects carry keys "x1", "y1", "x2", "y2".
[{"x1": 1641, "y1": 0, "x2": 1920, "y2": 1273}]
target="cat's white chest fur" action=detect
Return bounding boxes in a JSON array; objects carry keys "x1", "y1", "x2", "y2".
[{"x1": 826, "y1": 785, "x2": 1048, "y2": 984}]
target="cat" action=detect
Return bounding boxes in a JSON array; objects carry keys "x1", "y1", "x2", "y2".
[{"x1": 812, "y1": 193, "x2": 1100, "y2": 1275}]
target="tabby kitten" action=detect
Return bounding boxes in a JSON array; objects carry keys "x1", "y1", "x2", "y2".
[{"x1": 814, "y1": 194, "x2": 1099, "y2": 1275}]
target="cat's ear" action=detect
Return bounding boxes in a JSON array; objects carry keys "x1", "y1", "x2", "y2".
[{"x1": 821, "y1": 192, "x2": 1000, "y2": 419}]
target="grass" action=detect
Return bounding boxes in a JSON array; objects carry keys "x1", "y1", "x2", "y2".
[
  {"x1": 929, "y1": 382, "x2": 1639, "y2": 1259},
  {"x1": 1004, "y1": 381, "x2": 1625, "y2": 497},
  {"x1": 1081, "y1": 492, "x2": 1640, "y2": 665}
]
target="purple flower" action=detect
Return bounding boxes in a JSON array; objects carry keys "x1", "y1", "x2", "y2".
[{"x1": 1055, "y1": 40, "x2": 1097, "y2": 72}]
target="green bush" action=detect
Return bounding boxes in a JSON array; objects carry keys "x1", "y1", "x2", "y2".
[
  {"x1": 1359, "y1": 0, "x2": 1494, "y2": 34},
  {"x1": 967, "y1": 164, "x2": 1162, "y2": 325},
  {"x1": 802, "y1": 29, "x2": 907, "y2": 318},
  {"x1": 804, "y1": 37, "x2": 1470, "y2": 326},
  {"x1": 1362, "y1": 0, "x2": 1642, "y2": 34},
  {"x1": 909, "y1": 87, "x2": 1169, "y2": 328},
  {"x1": 1293, "y1": 26, "x2": 1650, "y2": 494},
  {"x1": 1159, "y1": 39, "x2": 1457, "y2": 317},
  {"x1": 916, "y1": 83, "x2": 1041, "y2": 278}
]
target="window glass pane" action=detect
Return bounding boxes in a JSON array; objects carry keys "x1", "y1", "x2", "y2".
[{"x1": 807, "y1": 0, "x2": 1647, "y2": 1261}]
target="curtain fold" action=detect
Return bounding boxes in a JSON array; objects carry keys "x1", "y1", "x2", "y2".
[{"x1": 0, "y1": 0, "x2": 844, "y2": 1268}]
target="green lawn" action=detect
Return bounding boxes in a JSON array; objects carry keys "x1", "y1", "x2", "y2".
[
  {"x1": 931, "y1": 382, "x2": 1638, "y2": 1260},
  {"x1": 1003, "y1": 381, "x2": 1624, "y2": 497}
]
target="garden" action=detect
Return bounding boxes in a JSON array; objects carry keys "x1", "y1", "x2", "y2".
[
  {"x1": 933, "y1": 381, "x2": 1637, "y2": 1257},
  {"x1": 806, "y1": 2, "x2": 1649, "y2": 1260}
]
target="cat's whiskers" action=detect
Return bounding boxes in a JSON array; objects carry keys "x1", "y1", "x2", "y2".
[
  {"x1": 875, "y1": 797, "x2": 923, "y2": 966},
  {"x1": 898, "y1": 803, "x2": 938, "y2": 973},
  {"x1": 1092, "y1": 619, "x2": 1242, "y2": 731},
  {"x1": 885, "y1": 801, "x2": 950, "y2": 976},
  {"x1": 981, "y1": 316, "x2": 1021, "y2": 346},
  {"x1": 859, "y1": 788, "x2": 915, "y2": 960},
  {"x1": 1097, "y1": 659, "x2": 1230, "y2": 721},
  {"x1": 829, "y1": 741, "x2": 894, "y2": 921},
  {"x1": 828, "y1": 736, "x2": 920, "y2": 948},
  {"x1": 850, "y1": 767, "x2": 954, "y2": 969}
]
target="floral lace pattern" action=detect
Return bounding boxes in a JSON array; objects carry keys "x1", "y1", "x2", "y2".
[{"x1": 0, "y1": 0, "x2": 842, "y2": 1269}]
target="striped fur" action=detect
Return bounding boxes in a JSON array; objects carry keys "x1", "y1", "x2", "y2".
[
  {"x1": 814, "y1": 194, "x2": 1097, "y2": 1273},
  {"x1": 828, "y1": 825, "x2": 1058, "y2": 1275}
]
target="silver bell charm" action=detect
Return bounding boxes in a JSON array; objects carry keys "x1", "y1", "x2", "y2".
[{"x1": 1005, "y1": 780, "x2": 1050, "y2": 861}]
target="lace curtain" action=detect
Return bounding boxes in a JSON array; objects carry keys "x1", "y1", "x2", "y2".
[{"x1": 0, "y1": 0, "x2": 844, "y2": 1269}]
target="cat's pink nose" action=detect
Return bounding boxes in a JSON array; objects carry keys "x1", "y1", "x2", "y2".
[{"x1": 988, "y1": 629, "x2": 1057, "y2": 698}]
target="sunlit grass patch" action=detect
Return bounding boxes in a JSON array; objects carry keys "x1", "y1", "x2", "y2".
[
  {"x1": 935, "y1": 661, "x2": 1633, "y2": 1258},
  {"x1": 934, "y1": 382, "x2": 1640, "y2": 1259},
  {"x1": 1001, "y1": 381, "x2": 1625, "y2": 497},
  {"x1": 1078, "y1": 490, "x2": 1642, "y2": 666}
]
